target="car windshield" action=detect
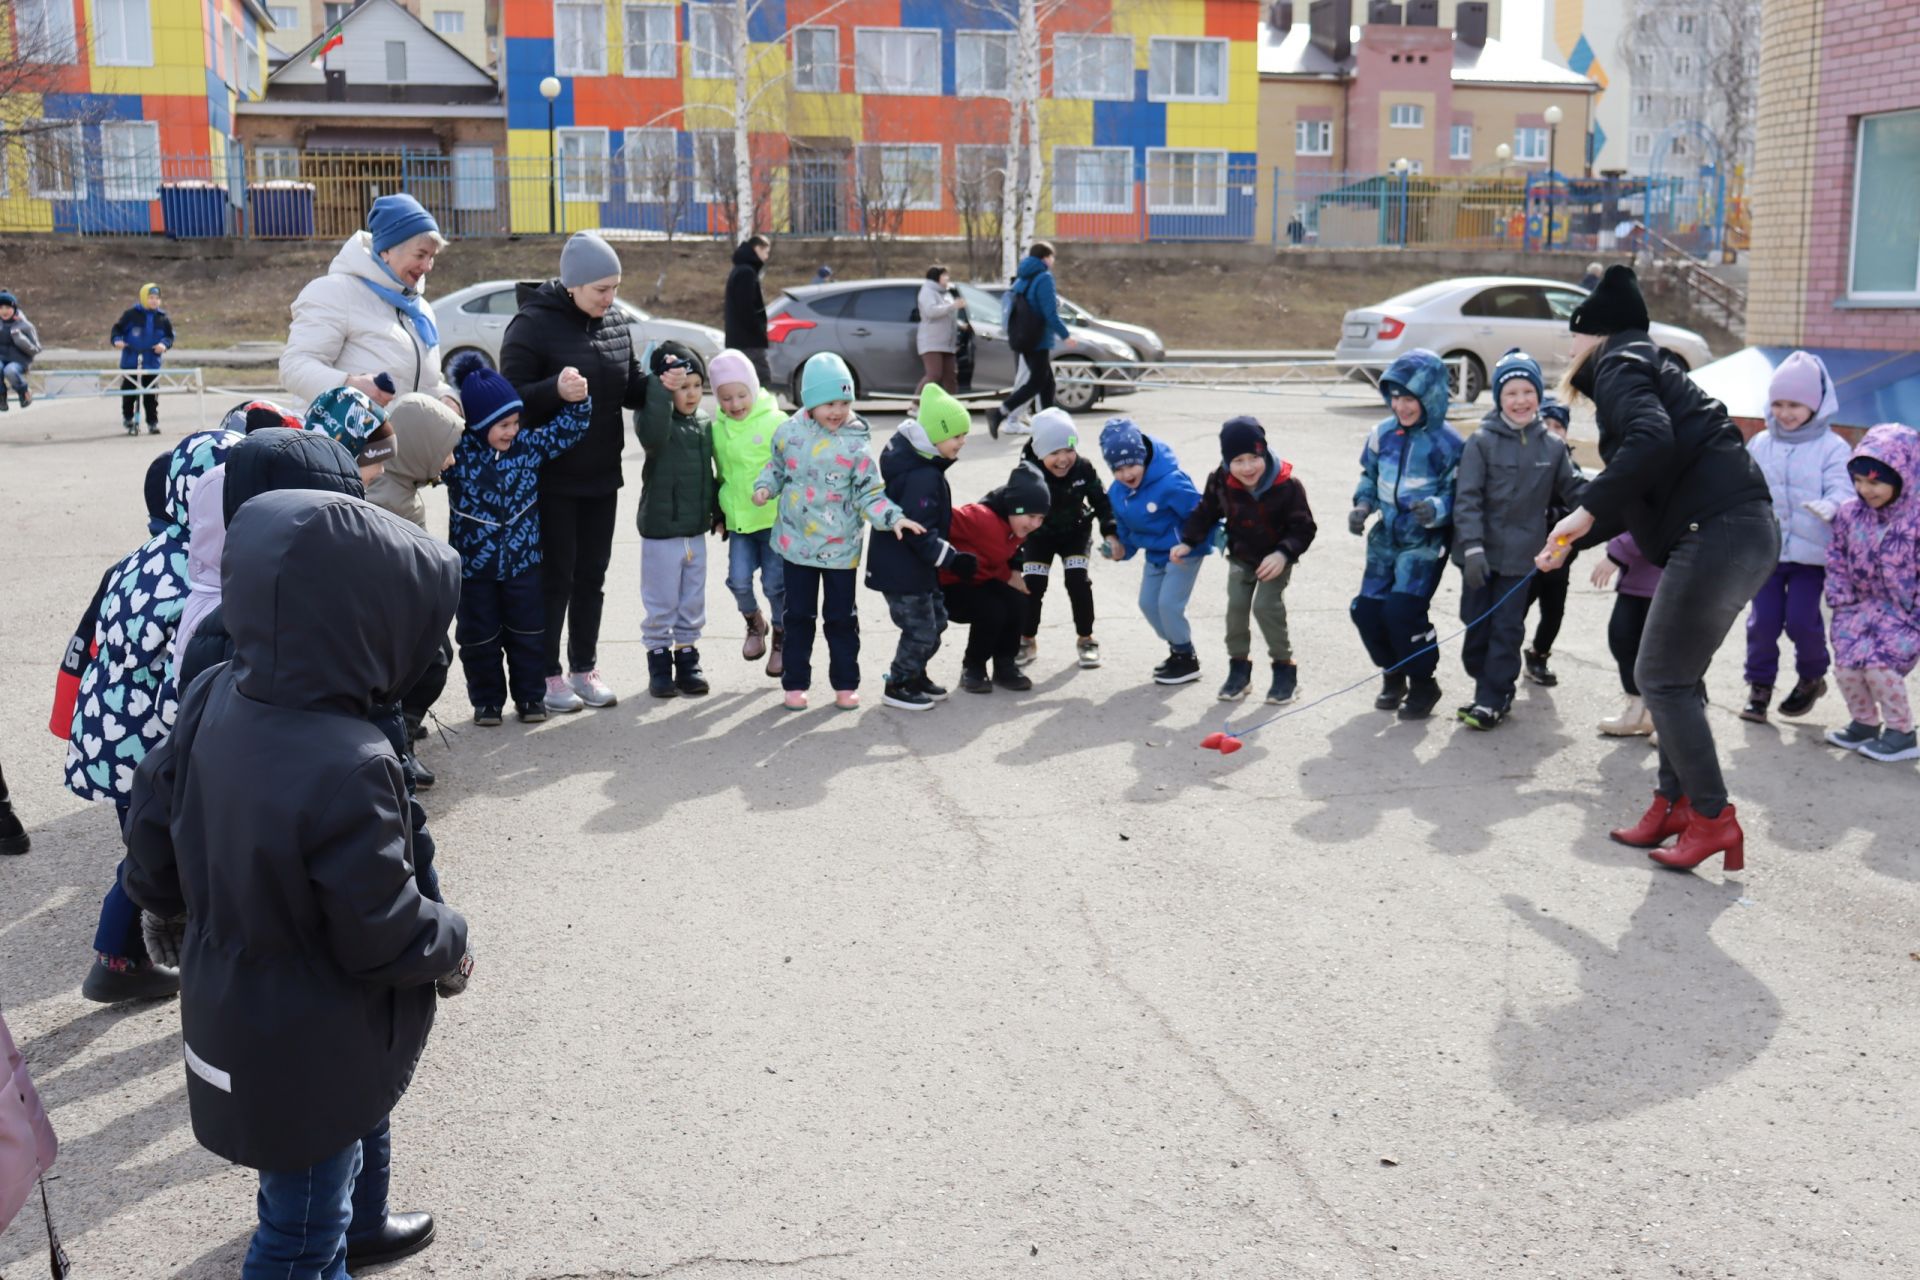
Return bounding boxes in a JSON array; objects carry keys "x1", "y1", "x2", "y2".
[
  {"x1": 1056, "y1": 297, "x2": 1089, "y2": 322},
  {"x1": 955, "y1": 282, "x2": 1000, "y2": 323},
  {"x1": 1381, "y1": 280, "x2": 1465, "y2": 309}
]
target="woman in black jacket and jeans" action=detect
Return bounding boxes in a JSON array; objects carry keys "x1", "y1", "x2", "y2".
[
  {"x1": 1535, "y1": 267, "x2": 1777, "y2": 874},
  {"x1": 500, "y1": 232, "x2": 650, "y2": 713}
]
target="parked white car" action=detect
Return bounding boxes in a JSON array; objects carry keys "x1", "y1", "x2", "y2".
[
  {"x1": 434, "y1": 280, "x2": 725, "y2": 374},
  {"x1": 1334, "y1": 276, "x2": 1715, "y2": 403}
]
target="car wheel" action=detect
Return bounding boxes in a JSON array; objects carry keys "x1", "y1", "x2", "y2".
[
  {"x1": 1052, "y1": 357, "x2": 1098, "y2": 412},
  {"x1": 790, "y1": 355, "x2": 860, "y2": 411},
  {"x1": 442, "y1": 346, "x2": 492, "y2": 376},
  {"x1": 1445, "y1": 351, "x2": 1486, "y2": 404}
]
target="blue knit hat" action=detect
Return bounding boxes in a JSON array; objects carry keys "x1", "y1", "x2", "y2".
[
  {"x1": 1493, "y1": 348, "x2": 1544, "y2": 399},
  {"x1": 367, "y1": 194, "x2": 440, "y2": 254},
  {"x1": 448, "y1": 350, "x2": 523, "y2": 432},
  {"x1": 1100, "y1": 417, "x2": 1148, "y2": 470},
  {"x1": 0, "y1": 291, "x2": 16, "y2": 309},
  {"x1": 801, "y1": 353, "x2": 855, "y2": 409},
  {"x1": 1541, "y1": 398, "x2": 1570, "y2": 428}
]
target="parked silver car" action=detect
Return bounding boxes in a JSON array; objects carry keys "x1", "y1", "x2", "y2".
[
  {"x1": 435, "y1": 279, "x2": 725, "y2": 374},
  {"x1": 765, "y1": 279, "x2": 1138, "y2": 412},
  {"x1": 1333, "y1": 276, "x2": 1714, "y2": 402}
]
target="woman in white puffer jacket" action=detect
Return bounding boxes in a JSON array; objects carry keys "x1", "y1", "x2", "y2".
[{"x1": 281, "y1": 194, "x2": 459, "y2": 410}]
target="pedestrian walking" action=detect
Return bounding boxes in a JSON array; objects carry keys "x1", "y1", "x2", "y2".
[
  {"x1": 111, "y1": 283, "x2": 172, "y2": 435},
  {"x1": 988, "y1": 242, "x2": 1070, "y2": 438},
  {"x1": 725, "y1": 234, "x2": 773, "y2": 387}
]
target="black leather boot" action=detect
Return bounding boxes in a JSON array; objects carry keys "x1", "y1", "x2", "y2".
[
  {"x1": 647, "y1": 648, "x2": 679, "y2": 698},
  {"x1": 673, "y1": 646, "x2": 710, "y2": 696},
  {"x1": 347, "y1": 1213, "x2": 437, "y2": 1267}
]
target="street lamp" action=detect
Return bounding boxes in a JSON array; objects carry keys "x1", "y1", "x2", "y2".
[
  {"x1": 1394, "y1": 156, "x2": 1411, "y2": 247},
  {"x1": 1544, "y1": 104, "x2": 1564, "y2": 250},
  {"x1": 540, "y1": 75, "x2": 562, "y2": 235}
]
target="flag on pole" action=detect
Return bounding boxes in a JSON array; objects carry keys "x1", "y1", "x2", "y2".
[{"x1": 310, "y1": 23, "x2": 345, "y2": 65}]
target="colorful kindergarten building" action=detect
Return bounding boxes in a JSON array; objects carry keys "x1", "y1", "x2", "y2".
[{"x1": 499, "y1": 0, "x2": 1261, "y2": 239}]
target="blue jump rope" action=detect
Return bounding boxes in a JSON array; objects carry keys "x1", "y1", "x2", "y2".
[{"x1": 1201, "y1": 563, "x2": 1546, "y2": 754}]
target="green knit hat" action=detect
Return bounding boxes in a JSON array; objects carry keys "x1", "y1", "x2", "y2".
[{"x1": 917, "y1": 384, "x2": 972, "y2": 445}]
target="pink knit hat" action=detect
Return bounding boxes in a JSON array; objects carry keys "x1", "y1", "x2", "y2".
[
  {"x1": 708, "y1": 348, "x2": 760, "y2": 397},
  {"x1": 1768, "y1": 350, "x2": 1828, "y2": 415}
]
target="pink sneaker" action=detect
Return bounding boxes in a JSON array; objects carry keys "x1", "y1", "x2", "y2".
[
  {"x1": 783, "y1": 690, "x2": 808, "y2": 711},
  {"x1": 834, "y1": 690, "x2": 860, "y2": 710}
]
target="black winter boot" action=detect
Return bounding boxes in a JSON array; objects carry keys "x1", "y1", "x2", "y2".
[
  {"x1": 1523, "y1": 647, "x2": 1558, "y2": 687},
  {"x1": 1739, "y1": 684, "x2": 1773, "y2": 723},
  {"x1": 648, "y1": 647, "x2": 679, "y2": 698},
  {"x1": 1267, "y1": 661, "x2": 1299, "y2": 706},
  {"x1": 1398, "y1": 676, "x2": 1443, "y2": 721},
  {"x1": 0, "y1": 765, "x2": 28, "y2": 856},
  {"x1": 1375, "y1": 673, "x2": 1408, "y2": 711},
  {"x1": 673, "y1": 645, "x2": 710, "y2": 696},
  {"x1": 1217, "y1": 658, "x2": 1254, "y2": 701}
]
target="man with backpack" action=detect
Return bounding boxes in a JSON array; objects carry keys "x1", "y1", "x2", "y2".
[{"x1": 988, "y1": 242, "x2": 1071, "y2": 439}]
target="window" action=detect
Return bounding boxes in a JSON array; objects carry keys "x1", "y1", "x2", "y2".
[
  {"x1": 623, "y1": 127, "x2": 676, "y2": 202},
  {"x1": 855, "y1": 28, "x2": 938, "y2": 94},
  {"x1": 1514, "y1": 126, "x2": 1549, "y2": 162},
  {"x1": 1053, "y1": 34, "x2": 1132, "y2": 100},
  {"x1": 1634, "y1": 93, "x2": 1655, "y2": 115},
  {"x1": 324, "y1": 2, "x2": 352, "y2": 24},
  {"x1": 95, "y1": 0, "x2": 154, "y2": 66},
  {"x1": 1849, "y1": 108, "x2": 1920, "y2": 299},
  {"x1": 255, "y1": 145, "x2": 299, "y2": 180},
  {"x1": 385, "y1": 39, "x2": 407, "y2": 80},
  {"x1": 1148, "y1": 37, "x2": 1226, "y2": 103},
  {"x1": 434, "y1": 10, "x2": 465, "y2": 34},
  {"x1": 1636, "y1": 52, "x2": 1651, "y2": 74},
  {"x1": 461, "y1": 288, "x2": 520, "y2": 316},
  {"x1": 1543, "y1": 289, "x2": 1586, "y2": 320},
  {"x1": 1631, "y1": 132, "x2": 1652, "y2": 158},
  {"x1": 29, "y1": 122, "x2": 84, "y2": 199},
  {"x1": 1295, "y1": 119, "x2": 1333, "y2": 156},
  {"x1": 857, "y1": 144, "x2": 940, "y2": 211},
  {"x1": 846, "y1": 285, "x2": 919, "y2": 322},
  {"x1": 1461, "y1": 286, "x2": 1551, "y2": 320},
  {"x1": 792, "y1": 27, "x2": 837, "y2": 92},
  {"x1": 244, "y1": 17, "x2": 261, "y2": 96},
  {"x1": 689, "y1": 4, "x2": 736, "y2": 79},
  {"x1": 102, "y1": 121, "x2": 161, "y2": 200},
  {"x1": 1449, "y1": 124, "x2": 1472, "y2": 160},
  {"x1": 624, "y1": 4, "x2": 674, "y2": 76},
  {"x1": 1053, "y1": 146, "x2": 1131, "y2": 212},
  {"x1": 1674, "y1": 53, "x2": 1692, "y2": 76},
  {"x1": 1676, "y1": 13, "x2": 1696, "y2": 34},
  {"x1": 956, "y1": 31, "x2": 1011, "y2": 96},
  {"x1": 556, "y1": 127, "x2": 609, "y2": 201},
  {"x1": 269, "y1": 6, "x2": 297, "y2": 27},
  {"x1": 224, "y1": 18, "x2": 240, "y2": 87},
  {"x1": 554, "y1": 0, "x2": 607, "y2": 75},
  {"x1": 1389, "y1": 103, "x2": 1424, "y2": 128},
  {"x1": 1146, "y1": 148, "x2": 1225, "y2": 214},
  {"x1": 954, "y1": 144, "x2": 1006, "y2": 213},
  {"x1": 691, "y1": 130, "x2": 735, "y2": 202},
  {"x1": 15, "y1": 0, "x2": 78, "y2": 61},
  {"x1": 453, "y1": 146, "x2": 495, "y2": 210}
]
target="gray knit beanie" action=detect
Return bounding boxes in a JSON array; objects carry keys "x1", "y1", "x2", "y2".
[{"x1": 560, "y1": 231, "x2": 623, "y2": 288}]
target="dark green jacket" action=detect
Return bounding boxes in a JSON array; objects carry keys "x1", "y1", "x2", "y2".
[{"x1": 634, "y1": 386, "x2": 719, "y2": 539}]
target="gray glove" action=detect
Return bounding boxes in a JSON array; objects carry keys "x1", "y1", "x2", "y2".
[
  {"x1": 1412, "y1": 499, "x2": 1441, "y2": 529},
  {"x1": 1461, "y1": 547, "x2": 1490, "y2": 591},
  {"x1": 142, "y1": 911, "x2": 186, "y2": 969},
  {"x1": 437, "y1": 949, "x2": 474, "y2": 998},
  {"x1": 1347, "y1": 505, "x2": 1371, "y2": 536}
]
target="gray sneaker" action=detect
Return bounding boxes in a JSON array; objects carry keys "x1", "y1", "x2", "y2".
[
  {"x1": 1825, "y1": 720, "x2": 1881, "y2": 751},
  {"x1": 567, "y1": 668, "x2": 618, "y2": 708},
  {"x1": 543, "y1": 674, "x2": 585, "y2": 714},
  {"x1": 1859, "y1": 728, "x2": 1920, "y2": 763}
]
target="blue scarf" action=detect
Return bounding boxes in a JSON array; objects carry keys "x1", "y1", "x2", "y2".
[{"x1": 360, "y1": 253, "x2": 439, "y2": 349}]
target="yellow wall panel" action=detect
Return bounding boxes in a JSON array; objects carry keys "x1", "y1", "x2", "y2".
[
  {"x1": 1113, "y1": 0, "x2": 1207, "y2": 47},
  {"x1": 786, "y1": 92, "x2": 862, "y2": 140},
  {"x1": 1039, "y1": 98, "x2": 1093, "y2": 148}
]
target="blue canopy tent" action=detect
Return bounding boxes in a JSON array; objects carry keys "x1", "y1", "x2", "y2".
[{"x1": 1692, "y1": 346, "x2": 1920, "y2": 434}]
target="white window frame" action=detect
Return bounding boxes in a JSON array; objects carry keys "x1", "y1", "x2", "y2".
[
  {"x1": 556, "y1": 126, "x2": 609, "y2": 202},
  {"x1": 1146, "y1": 147, "x2": 1226, "y2": 215},
  {"x1": 1514, "y1": 126, "x2": 1549, "y2": 162},
  {"x1": 1449, "y1": 124, "x2": 1472, "y2": 160},
  {"x1": 854, "y1": 26, "x2": 939, "y2": 95},
  {"x1": 1631, "y1": 132, "x2": 1652, "y2": 158},
  {"x1": 244, "y1": 17, "x2": 261, "y2": 96},
  {"x1": 16, "y1": 0, "x2": 80, "y2": 63},
  {"x1": 955, "y1": 30, "x2": 1012, "y2": 97},
  {"x1": 323, "y1": 1, "x2": 352, "y2": 24},
  {"x1": 554, "y1": 0, "x2": 607, "y2": 75},
  {"x1": 1294, "y1": 119, "x2": 1332, "y2": 156},
  {"x1": 1673, "y1": 53, "x2": 1692, "y2": 77},
  {"x1": 691, "y1": 129, "x2": 735, "y2": 203},
  {"x1": 29, "y1": 122, "x2": 85, "y2": 200},
  {"x1": 223, "y1": 17, "x2": 240, "y2": 88},
  {"x1": 452, "y1": 145, "x2": 495, "y2": 210},
  {"x1": 1676, "y1": 13, "x2": 1696, "y2": 34},
  {"x1": 1848, "y1": 108, "x2": 1920, "y2": 301},
  {"x1": 255, "y1": 145, "x2": 300, "y2": 180},
  {"x1": 689, "y1": 4, "x2": 736, "y2": 79},
  {"x1": 269, "y1": 6, "x2": 297, "y2": 29},
  {"x1": 434, "y1": 10, "x2": 466, "y2": 35},
  {"x1": 1388, "y1": 103, "x2": 1424, "y2": 129},
  {"x1": 1147, "y1": 36, "x2": 1227, "y2": 104},
  {"x1": 791, "y1": 26, "x2": 837, "y2": 93},
  {"x1": 1052, "y1": 145, "x2": 1132, "y2": 214},
  {"x1": 102, "y1": 121, "x2": 161, "y2": 201},
  {"x1": 94, "y1": 0, "x2": 155, "y2": 67},
  {"x1": 1053, "y1": 34, "x2": 1133, "y2": 101},
  {"x1": 857, "y1": 143, "x2": 941, "y2": 211},
  {"x1": 622, "y1": 127, "x2": 676, "y2": 203},
  {"x1": 622, "y1": 3, "x2": 675, "y2": 77}
]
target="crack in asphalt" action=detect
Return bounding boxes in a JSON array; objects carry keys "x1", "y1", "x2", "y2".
[{"x1": 533, "y1": 1251, "x2": 861, "y2": 1279}]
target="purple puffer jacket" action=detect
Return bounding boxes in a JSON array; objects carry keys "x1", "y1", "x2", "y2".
[
  {"x1": 1605, "y1": 531, "x2": 1662, "y2": 599},
  {"x1": 1, "y1": 1007, "x2": 58, "y2": 1234},
  {"x1": 1826, "y1": 424, "x2": 1920, "y2": 675}
]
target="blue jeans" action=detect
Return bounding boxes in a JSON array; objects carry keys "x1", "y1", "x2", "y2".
[
  {"x1": 727, "y1": 528, "x2": 786, "y2": 621},
  {"x1": 1138, "y1": 557, "x2": 1201, "y2": 652},
  {"x1": 243, "y1": 1118, "x2": 391, "y2": 1279},
  {"x1": 2, "y1": 361, "x2": 26, "y2": 395}
]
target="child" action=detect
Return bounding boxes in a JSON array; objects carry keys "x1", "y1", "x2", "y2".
[
  {"x1": 752, "y1": 353, "x2": 923, "y2": 711},
  {"x1": 709, "y1": 348, "x2": 787, "y2": 678},
  {"x1": 1451, "y1": 350, "x2": 1585, "y2": 728},
  {"x1": 365, "y1": 393, "x2": 464, "y2": 530},
  {"x1": 1013, "y1": 407, "x2": 1116, "y2": 670},
  {"x1": 636, "y1": 342, "x2": 719, "y2": 699},
  {"x1": 943, "y1": 470, "x2": 1051, "y2": 694},
  {"x1": 123, "y1": 487, "x2": 469, "y2": 1280},
  {"x1": 1742, "y1": 351, "x2": 1855, "y2": 723},
  {"x1": 110, "y1": 282, "x2": 173, "y2": 436},
  {"x1": 304, "y1": 384, "x2": 398, "y2": 486},
  {"x1": 1823, "y1": 424, "x2": 1920, "y2": 763},
  {"x1": 1172, "y1": 416, "x2": 1317, "y2": 705},
  {"x1": 1520, "y1": 399, "x2": 1584, "y2": 687},
  {"x1": 1348, "y1": 349, "x2": 1463, "y2": 721},
  {"x1": 0, "y1": 290, "x2": 41, "y2": 410},
  {"x1": 866, "y1": 385, "x2": 973, "y2": 712},
  {"x1": 1099, "y1": 417, "x2": 1208, "y2": 684},
  {"x1": 444, "y1": 351, "x2": 592, "y2": 726},
  {"x1": 1590, "y1": 532, "x2": 1663, "y2": 736}
]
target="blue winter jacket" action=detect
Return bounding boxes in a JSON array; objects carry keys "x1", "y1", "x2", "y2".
[
  {"x1": 1354, "y1": 349, "x2": 1465, "y2": 550},
  {"x1": 1007, "y1": 256, "x2": 1071, "y2": 352},
  {"x1": 1108, "y1": 436, "x2": 1209, "y2": 566},
  {"x1": 445, "y1": 398, "x2": 593, "y2": 580},
  {"x1": 111, "y1": 305, "x2": 174, "y2": 371}
]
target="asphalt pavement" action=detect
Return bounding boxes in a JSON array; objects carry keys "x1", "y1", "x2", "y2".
[{"x1": 0, "y1": 384, "x2": 1914, "y2": 1279}]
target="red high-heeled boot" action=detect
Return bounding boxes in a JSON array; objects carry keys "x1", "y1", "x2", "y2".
[
  {"x1": 1650, "y1": 803, "x2": 1745, "y2": 873},
  {"x1": 1609, "y1": 791, "x2": 1694, "y2": 848}
]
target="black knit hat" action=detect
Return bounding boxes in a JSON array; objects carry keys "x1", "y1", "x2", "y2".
[
  {"x1": 1569, "y1": 264, "x2": 1650, "y2": 335},
  {"x1": 985, "y1": 467, "x2": 1052, "y2": 518},
  {"x1": 1219, "y1": 415, "x2": 1268, "y2": 465},
  {"x1": 650, "y1": 340, "x2": 707, "y2": 385}
]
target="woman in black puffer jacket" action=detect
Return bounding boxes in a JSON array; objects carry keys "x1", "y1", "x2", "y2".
[
  {"x1": 499, "y1": 231, "x2": 651, "y2": 713},
  {"x1": 1535, "y1": 266, "x2": 1776, "y2": 874}
]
